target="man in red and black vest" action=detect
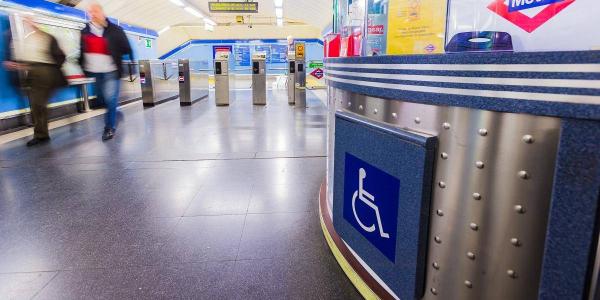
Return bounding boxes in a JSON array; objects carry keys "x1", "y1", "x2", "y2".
[{"x1": 78, "y1": 3, "x2": 133, "y2": 141}]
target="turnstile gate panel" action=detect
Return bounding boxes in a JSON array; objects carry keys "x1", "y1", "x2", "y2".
[
  {"x1": 178, "y1": 59, "x2": 209, "y2": 106},
  {"x1": 214, "y1": 52, "x2": 231, "y2": 106},
  {"x1": 139, "y1": 60, "x2": 179, "y2": 107},
  {"x1": 288, "y1": 59, "x2": 296, "y2": 105},
  {"x1": 252, "y1": 52, "x2": 267, "y2": 105},
  {"x1": 294, "y1": 59, "x2": 307, "y2": 108}
]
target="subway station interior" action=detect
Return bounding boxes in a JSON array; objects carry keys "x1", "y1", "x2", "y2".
[{"x1": 0, "y1": 0, "x2": 598, "y2": 299}]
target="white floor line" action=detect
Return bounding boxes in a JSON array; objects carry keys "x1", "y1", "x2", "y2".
[{"x1": 0, "y1": 101, "x2": 139, "y2": 146}]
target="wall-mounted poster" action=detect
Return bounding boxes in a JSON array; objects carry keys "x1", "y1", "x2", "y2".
[
  {"x1": 234, "y1": 45, "x2": 250, "y2": 67},
  {"x1": 386, "y1": 0, "x2": 447, "y2": 55},
  {"x1": 447, "y1": 0, "x2": 600, "y2": 52},
  {"x1": 366, "y1": 0, "x2": 389, "y2": 56},
  {"x1": 270, "y1": 44, "x2": 288, "y2": 63}
]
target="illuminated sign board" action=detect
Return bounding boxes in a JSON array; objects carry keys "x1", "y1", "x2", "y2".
[{"x1": 209, "y1": 2, "x2": 259, "y2": 13}]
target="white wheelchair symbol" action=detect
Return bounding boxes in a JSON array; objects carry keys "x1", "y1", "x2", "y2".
[{"x1": 352, "y1": 168, "x2": 390, "y2": 239}]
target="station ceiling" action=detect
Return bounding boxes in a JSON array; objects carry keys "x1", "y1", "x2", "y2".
[{"x1": 51, "y1": 0, "x2": 332, "y2": 32}]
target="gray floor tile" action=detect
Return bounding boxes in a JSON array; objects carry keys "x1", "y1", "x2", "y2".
[{"x1": 0, "y1": 272, "x2": 57, "y2": 300}]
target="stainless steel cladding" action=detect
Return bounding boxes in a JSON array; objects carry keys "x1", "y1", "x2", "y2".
[
  {"x1": 252, "y1": 56, "x2": 267, "y2": 105},
  {"x1": 330, "y1": 89, "x2": 561, "y2": 300},
  {"x1": 139, "y1": 60, "x2": 179, "y2": 107},
  {"x1": 178, "y1": 59, "x2": 192, "y2": 106},
  {"x1": 214, "y1": 55, "x2": 230, "y2": 106},
  {"x1": 288, "y1": 60, "x2": 296, "y2": 105},
  {"x1": 294, "y1": 59, "x2": 307, "y2": 108}
]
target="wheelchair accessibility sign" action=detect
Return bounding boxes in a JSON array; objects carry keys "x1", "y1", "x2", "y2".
[{"x1": 343, "y1": 153, "x2": 400, "y2": 262}]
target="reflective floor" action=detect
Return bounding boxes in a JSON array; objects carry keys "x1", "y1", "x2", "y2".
[{"x1": 0, "y1": 90, "x2": 360, "y2": 299}]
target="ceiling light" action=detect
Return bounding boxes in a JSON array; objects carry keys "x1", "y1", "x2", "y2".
[
  {"x1": 204, "y1": 23, "x2": 214, "y2": 32},
  {"x1": 169, "y1": 0, "x2": 185, "y2": 7},
  {"x1": 274, "y1": 0, "x2": 283, "y2": 7},
  {"x1": 275, "y1": 8, "x2": 283, "y2": 18},
  {"x1": 158, "y1": 26, "x2": 171, "y2": 35},
  {"x1": 204, "y1": 18, "x2": 216, "y2": 26},
  {"x1": 276, "y1": 18, "x2": 283, "y2": 27},
  {"x1": 184, "y1": 7, "x2": 204, "y2": 18}
]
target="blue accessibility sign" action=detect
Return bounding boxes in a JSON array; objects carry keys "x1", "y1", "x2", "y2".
[{"x1": 343, "y1": 153, "x2": 400, "y2": 262}]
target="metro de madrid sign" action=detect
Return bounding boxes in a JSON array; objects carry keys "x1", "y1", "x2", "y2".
[{"x1": 487, "y1": 0, "x2": 575, "y2": 32}]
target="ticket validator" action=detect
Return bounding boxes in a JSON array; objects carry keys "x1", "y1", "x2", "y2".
[
  {"x1": 287, "y1": 51, "x2": 296, "y2": 105},
  {"x1": 214, "y1": 52, "x2": 231, "y2": 106},
  {"x1": 251, "y1": 52, "x2": 267, "y2": 105},
  {"x1": 294, "y1": 43, "x2": 307, "y2": 108}
]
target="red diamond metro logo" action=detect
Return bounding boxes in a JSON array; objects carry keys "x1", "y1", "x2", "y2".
[{"x1": 487, "y1": 0, "x2": 576, "y2": 33}]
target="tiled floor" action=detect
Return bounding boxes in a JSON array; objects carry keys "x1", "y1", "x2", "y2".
[{"x1": 0, "y1": 90, "x2": 361, "y2": 299}]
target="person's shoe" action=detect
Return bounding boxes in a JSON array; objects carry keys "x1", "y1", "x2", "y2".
[
  {"x1": 26, "y1": 137, "x2": 50, "y2": 147},
  {"x1": 102, "y1": 128, "x2": 115, "y2": 141}
]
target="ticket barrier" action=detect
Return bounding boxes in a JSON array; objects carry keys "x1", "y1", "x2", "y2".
[
  {"x1": 178, "y1": 59, "x2": 209, "y2": 106},
  {"x1": 287, "y1": 52, "x2": 296, "y2": 105},
  {"x1": 214, "y1": 52, "x2": 231, "y2": 106},
  {"x1": 294, "y1": 58, "x2": 307, "y2": 108},
  {"x1": 139, "y1": 60, "x2": 179, "y2": 107},
  {"x1": 252, "y1": 52, "x2": 267, "y2": 105}
]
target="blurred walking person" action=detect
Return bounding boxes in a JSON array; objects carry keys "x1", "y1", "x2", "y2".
[
  {"x1": 79, "y1": 2, "x2": 133, "y2": 141},
  {"x1": 4, "y1": 17, "x2": 68, "y2": 147}
]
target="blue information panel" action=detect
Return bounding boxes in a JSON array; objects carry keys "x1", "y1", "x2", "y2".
[
  {"x1": 333, "y1": 112, "x2": 437, "y2": 299},
  {"x1": 254, "y1": 45, "x2": 271, "y2": 62},
  {"x1": 234, "y1": 45, "x2": 250, "y2": 67},
  {"x1": 270, "y1": 44, "x2": 288, "y2": 63}
]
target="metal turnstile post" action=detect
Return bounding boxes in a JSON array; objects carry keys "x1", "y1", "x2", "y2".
[
  {"x1": 294, "y1": 59, "x2": 307, "y2": 108},
  {"x1": 287, "y1": 59, "x2": 296, "y2": 105},
  {"x1": 139, "y1": 60, "x2": 155, "y2": 107},
  {"x1": 178, "y1": 59, "x2": 193, "y2": 106},
  {"x1": 252, "y1": 52, "x2": 267, "y2": 105},
  {"x1": 214, "y1": 52, "x2": 231, "y2": 106},
  {"x1": 140, "y1": 60, "x2": 179, "y2": 107}
]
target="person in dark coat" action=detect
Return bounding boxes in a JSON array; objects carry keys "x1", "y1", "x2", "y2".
[
  {"x1": 78, "y1": 2, "x2": 133, "y2": 141},
  {"x1": 4, "y1": 17, "x2": 68, "y2": 147}
]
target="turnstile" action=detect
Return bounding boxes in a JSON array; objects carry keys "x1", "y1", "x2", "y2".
[
  {"x1": 294, "y1": 59, "x2": 307, "y2": 108},
  {"x1": 178, "y1": 59, "x2": 209, "y2": 106},
  {"x1": 294, "y1": 42, "x2": 307, "y2": 108},
  {"x1": 252, "y1": 52, "x2": 267, "y2": 105},
  {"x1": 139, "y1": 60, "x2": 179, "y2": 107},
  {"x1": 214, "y1": 52, "x2": 230, "y2": 106},
  {"x1": 287, "y1": 53, "x2": 296, "y2": 105}
]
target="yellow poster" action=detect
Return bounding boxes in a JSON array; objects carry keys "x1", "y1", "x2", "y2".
[{"x1": 386, "y1": 0, "x2": 447, "y2": 55}]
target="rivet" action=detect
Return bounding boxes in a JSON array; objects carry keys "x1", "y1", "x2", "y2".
[
  {"x1": 415, "y1": 117, "x2": 421, "y2": 124},
  {"x1": 507, "y1": 269, "x2": 517, "y2": 278},
  {"x1": 467, "y1": 252, "x2": 476, "y2": 260},
  {"x1": 473, "y1": 193, "x2": 482, "y2": 200},
  {"x1": 443, "y1": 122, "x2": 451, "y2": 130},
  {"x1": 475, "y1": 161, "x2": 485, "y2": 169},
  {"x1": 359, "y1": 105, "x2": 363, "y2": 110},
  {"x1": 434, "y1": 236, "x2": 442, "y2": 244},
  {"x1": 478, "y1": 128, "x2": 488, "y2": 136},
  {"x1": 470, "y1": 223, "x2": 479, "y2": 231},
  {"x1": 392, "y1": 113, "x2": 398, "y2": 119},
  {"x1": 373, "y1": 109, "x2": 378, "y2": 114},
  {"x1": 438, "y1": 181, "x2": 446, "y2": 188},
  {"x1": 464, "y1": 280, "x2": 473, "y2": 288},
  {"x1": 518, "y1": 170, "x2": 530, "y2": 180},
  {"x1": 430, "y1": 288, "x2": 438, "y2": 295},
  {"x1": 514, "y1": 205, "x2": 526, "y2": 214},
  {"x1": 441, "y1": 152, "x2": 449, "y2": 160},
  {"x1": 522, "y1": 135, "x2": 535, "y2": 144},
  {"x1": 436, "y1": 209, "x2": 444, "y2": 217},
  {"x1": 511, "y1": 238, "x2": 521, "y2": 247},
  {"x1": 432, "y1": 262, "x2": 440, "y2": 270}
]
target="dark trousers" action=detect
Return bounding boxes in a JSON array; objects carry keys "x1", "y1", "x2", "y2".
[{"x1": 26, "y1": 65, "x2": 60, "y2": 139}]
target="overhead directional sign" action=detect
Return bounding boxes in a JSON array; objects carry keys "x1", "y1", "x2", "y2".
[{"x1": 209, "y1": 2, "x2": 259, "y2": 13}]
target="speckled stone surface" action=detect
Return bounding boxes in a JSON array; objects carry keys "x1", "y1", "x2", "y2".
[{"x1": 0, "y1": 90, "x2": 360, "y2": 299}]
